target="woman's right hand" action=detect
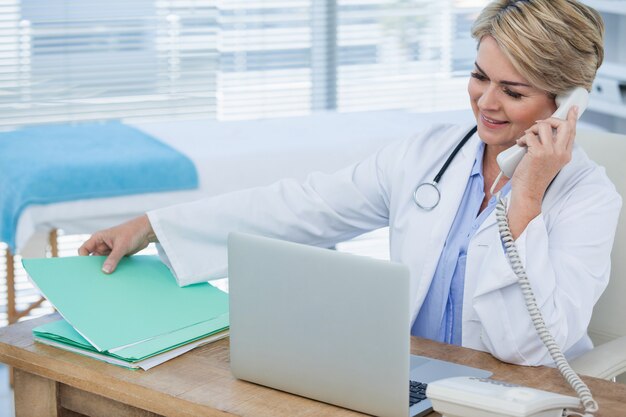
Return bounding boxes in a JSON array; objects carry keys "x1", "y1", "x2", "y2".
[{"x1": 78, "y1": 214, "x2": 157, "y2": 274}]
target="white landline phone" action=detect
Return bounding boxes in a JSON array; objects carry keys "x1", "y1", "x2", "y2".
[
  {"x1": 427, "y1": 376, "x2": 581, "y2": 417},
  {"x1": 496, "y1": 87, "x2": 589, "y2": 178},
  {"x1": 427, "y1": 87, "x2": 597, "y2": 417}
]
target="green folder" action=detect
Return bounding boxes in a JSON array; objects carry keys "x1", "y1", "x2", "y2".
[
  {"x1": 33, "y1": 315, "x2": 229, "y2": 370},
  {"x1": 24, "y1": 255, "x2": 229, "y2": 368},
  {"x1": 34, "y1": 313, "x2": 229, "y2": 360}
]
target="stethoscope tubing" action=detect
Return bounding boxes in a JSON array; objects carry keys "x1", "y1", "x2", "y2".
[{"x1": 413, "y1": 125, "x2": 478, "y2": 210}]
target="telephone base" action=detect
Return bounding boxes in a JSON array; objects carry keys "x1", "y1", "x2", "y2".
[
  {"x1": 436, "y1": 405, "x2": 565, "y2": 417},
  {"x1": 427, "y1": 376, "x2": 581, "y2": 417}
]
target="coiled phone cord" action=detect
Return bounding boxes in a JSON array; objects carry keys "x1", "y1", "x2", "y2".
[{"x1": 491, "y1": 176, "x2": 598, "y2": 417}]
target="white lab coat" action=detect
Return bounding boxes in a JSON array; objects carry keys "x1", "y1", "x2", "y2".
[{"x1": 148, "y1": 123, "x2": 621, "y2": 366}]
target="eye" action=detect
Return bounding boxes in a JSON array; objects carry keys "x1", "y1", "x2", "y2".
[
  {"x1": 503, "y1": 88, "x2": 523, "y2": 99},
  {"x1": 471, "y1": 72, "x2": 487, "y2": 81}
]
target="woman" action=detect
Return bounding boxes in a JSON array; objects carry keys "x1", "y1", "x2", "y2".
[{"x1": 79, "y1": 0, "x2": 621, "y2": 366}]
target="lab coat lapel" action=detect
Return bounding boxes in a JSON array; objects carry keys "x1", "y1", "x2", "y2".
[
  {"x1": 473, "y1": 193, "x2": 511, "y2": 241},
  {"x1": 413, "y1": 134, "x2": 481, "y2": 313}
]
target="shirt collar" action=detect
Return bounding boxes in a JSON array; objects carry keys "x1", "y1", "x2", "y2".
[
  {"x1": 470, "y1": 141, "x2": 485, "y2": 179},
  {"x1": 471, "y1": 141, "x2": 513, "y2": 198}
]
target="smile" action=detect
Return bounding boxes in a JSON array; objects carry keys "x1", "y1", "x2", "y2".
[{"x1": 480, "y1": 113, "x2": 509, "y2": 129}]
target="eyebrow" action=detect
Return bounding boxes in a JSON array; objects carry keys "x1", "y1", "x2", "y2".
[{"x1": 474, "y1": 62, "x2": 532, "y2": 88}]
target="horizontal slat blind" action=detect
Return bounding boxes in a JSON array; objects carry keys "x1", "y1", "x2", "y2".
[
  {"x1": 0, "y1": 0, "x2": 218, "y2": 127},
  {"x1": 0, "y1": 0, "x2": 485, "y2": 128},
  {"x1": 217, "y1": 0, "x2": 314, "y2": 119},
  {"x1": 336, "y1": 0, "x2": 485, "y2": 112}
]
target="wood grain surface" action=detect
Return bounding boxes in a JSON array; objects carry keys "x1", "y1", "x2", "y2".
[{"x1": 1, "y1": 314, "x2": 624, "y2": 417}]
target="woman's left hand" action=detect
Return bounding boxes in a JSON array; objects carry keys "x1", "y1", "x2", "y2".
[
  {"x1": 505, "y1": 105, "x2": 578, "y2": 239},
  {"x1": 511, "y1": 105, "x2": 579, "y2": 203}
]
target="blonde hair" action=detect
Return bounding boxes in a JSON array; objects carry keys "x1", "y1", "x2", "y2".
[{"x1": 471, "y1": 0, "x2": 604, "y2": 95}]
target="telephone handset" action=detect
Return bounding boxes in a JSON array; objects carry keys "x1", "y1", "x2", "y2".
[{"x1": 496, "y1": 87, "x2": 590, "y2": 178}]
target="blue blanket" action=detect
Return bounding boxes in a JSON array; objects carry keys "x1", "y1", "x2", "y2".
[{"x1": 0, "y1": 122, "x2": 198, "y2": 252}]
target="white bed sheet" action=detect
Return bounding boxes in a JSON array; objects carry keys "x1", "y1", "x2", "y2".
[{"x1": 15, "y1": 110, "x2": 475, "y2": 254}]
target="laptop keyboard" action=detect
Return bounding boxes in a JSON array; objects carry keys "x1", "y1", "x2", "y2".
[{"x1": 409, "y1": 381, "x2": 428, "y2": 406}]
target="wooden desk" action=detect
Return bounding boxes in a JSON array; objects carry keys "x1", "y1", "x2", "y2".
[{"x1": 1, "y1": 315, "x2": 625, "y2": 417}]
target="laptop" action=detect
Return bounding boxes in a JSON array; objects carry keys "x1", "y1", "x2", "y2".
[{"x1": 227, "y1": 232, "x2": 491, "y2": 417}]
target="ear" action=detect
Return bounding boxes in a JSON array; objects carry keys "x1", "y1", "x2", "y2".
[{"x1": 546, "y1": 93, "x2": 558, "y2": 117}]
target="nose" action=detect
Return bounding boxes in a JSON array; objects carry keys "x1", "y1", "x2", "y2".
[{"x1": 477, "y1": 84, "x2": 500, "y2": 112}]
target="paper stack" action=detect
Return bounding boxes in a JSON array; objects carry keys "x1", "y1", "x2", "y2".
[{"x1": 23, "y1": 255, "x2": 229, "y2": 370}]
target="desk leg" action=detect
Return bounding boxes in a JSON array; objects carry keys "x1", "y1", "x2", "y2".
[{"x1": 13, "y1": 368, "x2": 60, "y2": 417}]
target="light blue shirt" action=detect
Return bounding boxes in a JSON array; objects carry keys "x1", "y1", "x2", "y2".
[{"x1": 411, "y1": 142, "x2": 511, "y2": 345}]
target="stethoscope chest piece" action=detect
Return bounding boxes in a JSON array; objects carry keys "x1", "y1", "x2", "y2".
[
  {"x1": 413, "y1": 181, "x2": 441, "y2": 211},
  {"x1": 412, "y1": 125, "x2": 477, "y2": 211}
]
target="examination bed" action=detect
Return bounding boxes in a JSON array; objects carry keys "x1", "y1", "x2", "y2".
[{"x1": 4, "y1": 110, "x2": 475, "y2": 323}]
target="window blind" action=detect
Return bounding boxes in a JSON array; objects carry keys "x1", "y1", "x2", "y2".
[
  {"x1": 0, "y1": 0, "x2": 219, "y2": 128},
  {"x1": 336, "y1": 0, "x2": 484, "y2": 113},
  {"x1": 0, "y1": 0, "x2": 486, "y2": 128}
]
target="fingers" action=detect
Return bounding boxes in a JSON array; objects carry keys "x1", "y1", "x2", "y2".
[
  {"x1": 78, "y1": 234, "x2": 110, "y2": 256},
  {"x1": 565, "y1": 106, "x2": 578, "y2": 150},
  {"x1": 535, "y1": 121, "x2": 555, "y2": 152},
  {"x1": 523, "y1": 106, "x2": 577, "y2": 153},
  {"x1": 537, "y1": 106, "x2": 578, "y2": 148},
  {"x1": 78, "y1": 234, "x2": 112, "y2": 255},
  {"x1": 78, "y1": 237, "x2": 96, "y2": 256},
  {"x1": 81, "y1": 232, "x2": 128, "y2": 274},
  {"x1": 102, "y1": 247, "x2": 125, "y2": 274},
  {"x1": 516, "y1": 131, "x2": 531, "y2": 147},
  {"x1": 527, "y1": 122, "x2": 570, "y2": 166},
  {"x1": 77, "y1": 215, "x2": 156, "y2": 274},
  {"x1": 522, "y1": 131, "x2": 541, "y2": 149}
]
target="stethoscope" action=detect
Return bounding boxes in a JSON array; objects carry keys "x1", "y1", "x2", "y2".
[{"x1": 413, "y1": 125, "x2": 478, "y2": 211}]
